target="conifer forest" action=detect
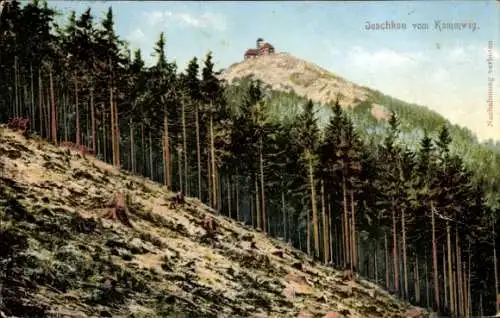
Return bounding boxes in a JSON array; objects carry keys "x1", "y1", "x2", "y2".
[{"x1": 0, "y1": 1, "x2": 499, "y2": 317}]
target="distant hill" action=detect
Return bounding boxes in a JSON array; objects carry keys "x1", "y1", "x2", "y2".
[{"x1": 220, "y1": 53, "x2": 391, "y2": 120}]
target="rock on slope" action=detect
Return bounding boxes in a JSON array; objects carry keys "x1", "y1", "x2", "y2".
[{"x1": 0, "y1": 126, "x2": 422, "y2": 317}]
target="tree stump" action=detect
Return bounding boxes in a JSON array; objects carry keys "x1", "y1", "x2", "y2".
[
  {"x1": 201, "y1": 215, "x2": 218, "y2": 242},
  {"x1": 404, "y1": 307, "x2": 422, "y2": 318},
  {"x1": 103, "y1": 192, "x2": 134, "y2": 228},
  {"x1": 203, "y1": 215, "x2": 216, "y2": 233},
  {"x1": 323, "y1": 312, "x2": 341, "y2": 318},
  {"x1": 169, "y1": 191, "x2": 185, "y2": 209},
  {"x1": 342, "y1": 269, "x2": 353, "y2": 281}
]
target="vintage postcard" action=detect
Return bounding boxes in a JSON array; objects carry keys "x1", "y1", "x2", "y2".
[{"x1": 0, "y1": 1, "x2": 499, "y2": 317}]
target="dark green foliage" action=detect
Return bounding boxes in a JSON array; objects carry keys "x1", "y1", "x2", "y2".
[
  {"x1": 0, "y1": 228, "x2": 29, "y2": 258},
  {"x1": 71, "y1": 215, "x2": 98, "y2": 234}
]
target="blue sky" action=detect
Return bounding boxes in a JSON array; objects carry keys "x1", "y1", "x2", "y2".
[{"x1": 49, "y1": 1, "x2": 499, "y2": 141}]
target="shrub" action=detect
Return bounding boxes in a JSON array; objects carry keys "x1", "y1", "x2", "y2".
[
  {"x1": 7, "y1": 117, "x2": 29, "y2": 132},
  {"x1": 60, "y1": 141, "x2": 95, "y2": 156}
]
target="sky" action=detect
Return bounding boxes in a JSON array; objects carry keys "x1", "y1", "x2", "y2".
[{"x1": 48, "y1": 0, "x2": 500, "y2": 142}]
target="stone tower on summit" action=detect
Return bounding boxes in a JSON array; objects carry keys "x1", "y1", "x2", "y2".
[{"x1": 244, "y1": 38, "x2": 275, "y2": 60}]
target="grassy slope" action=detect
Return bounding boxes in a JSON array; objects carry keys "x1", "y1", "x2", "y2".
[{"x1": 0, "y1": 126, "x2": 425, "y2": 317}]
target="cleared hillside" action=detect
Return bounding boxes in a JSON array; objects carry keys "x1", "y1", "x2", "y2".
[{"x1": 0, "y1": 127, "x2": 428, "y2": 317}]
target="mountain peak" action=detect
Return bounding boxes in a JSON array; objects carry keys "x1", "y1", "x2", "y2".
[{"x1": 220, "y1": 53, "x2": 373, "y2": 110}]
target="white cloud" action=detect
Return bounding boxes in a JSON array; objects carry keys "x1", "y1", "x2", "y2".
[
  {"x1": 449, "y1": 47, "x2": 467, "y2": 63},
  {"x1": 144, "y1": 10, "x2": 226, "y2": 31},
  {"x1": 430, "y1": 67, "x2": 450, "y2": 83},
  {"x1": 126, "y1": 28, "x2": 145, "y2": 43},
  {"x1": 125, "y1": 28, "x2": 156, "y2": 66},
  {"x1": 348, "y1": 46, "x2": 421, "y2": 69},
  {"x1": 331, "y1": 44, "x2": 500, "y2": 141},
  {"x1": 125, "y1": 9, "x2": 227, "y2": 67}
]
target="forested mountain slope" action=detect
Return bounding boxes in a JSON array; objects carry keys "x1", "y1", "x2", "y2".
[
  {"x1": 0, "y1": 1, "x2": 498, "y2": 317},
  {"x1": 0, "y1": 127, "x2": 424, "y2": 317},
  {"x1": 220, "y1": 54, "x2": 500, "y2": 208}
]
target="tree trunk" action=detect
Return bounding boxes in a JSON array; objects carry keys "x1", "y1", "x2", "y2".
[
  {"x1": 195, "y1": 105, "x2": 202, "y2": 200},
  {"x1": 38, "y1": 69, "x2": 43, "y2": 137},
  {"x1": 139, "y1": 123, "x2": 144, "y2": 174},
  {"x1": 24, "y1": 84, "x2": 28, "y2": 126},
  {"x1": 298, "y1": 227, "x2": 302, "y2": 251},
  {"x1": 335, "y1": 222, "x2": 340, "y2": 266},
  {"x1": 217, "y1": 169, "x2": 222, "y2": 213},
  {"x1": 431, "y1": 203, "x2": 440, "y2": 311},
  {"x1": 373, "y1": 241, "x2": 378, "y2": 284},
  {"x1": 96, "y1": 114, "x2": 100, "y2": 156},
  {"x1": 479, "y1": 292, "x2": 483, "y2": 317},
  {"x1": 467, "y1": 241, "x2": 472, "y2": 317},
  {"x1": 446, "y1": 220, "x2": 454, "y2": 316},
  {"x1": 385, "y1": 233, "x2": 390, "y2": 290},
  {"x1": 129, "y1": 119, "x2": 135, "y2": 172},
  {"x1": 342, "y1": 175, "x2": 349, "y2": 268},
  {"x1": 236, "y1": 176, "x2": 240, "y2": 221},
  {"x1": 177, "y1": 145, "x2": 183, "y2": 192},
  {"x1": 16, "y1": 56, "x2": 20, "y2": 116},
  {"x1": 85, "y1": 94, "x2": 89, "y2": 149},
  {"x1": 208, "y1": 152, "x2": 212, "y2": 207},
  {"x1": 282, "y1": 190, "x2": 286, "y2": 241},
  {"x1": 402, "y1": 208, "x2": 408, "y2": 300},
  {"x1": 210, "y1": 112, "x2": 217, "y2": 210},
  {"x1": 306, "y1": 207, "x2": 311, "y2": 257},
  {"x1": 260, "y1": 138, "x2": 266, "y2": 234},
  {"x1": 103, "y1": 111, "x2": 107, "y2": 162},
  {"x1": 415, "y1": 253, "x2": 421, "y2": 304},
  {"x1": 63, "y1": 92, "x2": 68, "y2": 142},
  {"x1": 391, "y1": 199, "x2": 399, "y2": 295},
  {"x1": 425, "y1": 251, "x2": 430, "y2": 308},
  {"x1": 328, "y1": 196, "x2": 334, "y2": 265},
  {"x1": 163, "y1": 104, "x2": 171, "y2": 189},
  {"x1": 30, "y1": 64, "x2": 35, "y2": 131},
  {"x1": 493, "y1": 219, "x2": 499, "y2": 314},
  {"x1": 48, "y1": 65, "x2": 56, "y2": 144},
  {"x1": 91, "y1": 88, "x2": 96, "y2": 153},
  {"x1": 350, "y1": 190, "x2": 357, "y2": 271},
  {"x1": 45, "y1": 87, "x2": 49, "y2": 139},
  {"x1": 255, "y1": 175, "x2": 260, "y2": 229},
  {"x1": 182, "y1": 99, "x2": 188, "y2": 195},
  {"x1": 110, "y1": 84, "x2": 115, "y2": 166},
  {"x1": 443, "y1": 243, "x2": 448, "y2": 311},
  {"x1": 462, "y1": 261, "x2": 467, "y2": 317},
  {"x1": 114, "y1": 100, "x2": 120, "y2": 167},
  {"x1": 75, "y1": 75, "x2": 81, "y2": 146},
  {"x1": 250, "y1": 183, "x2": 254, "y2": 227},
  {"x1": 456, "y1": 226, "x2": 463, "y2": 316},
  {"x1": 227, "y1": 175, "x2": 231, "y2": 217},
  {"x1": 14, "y1": 56, "x2": 18, "y2": 117},
  {"x1": 149, "y1": 130, "x2": 153, "y2": 180},
  {"x1": 321, "y1": 180, "x2": 329, "y2": 264}
]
